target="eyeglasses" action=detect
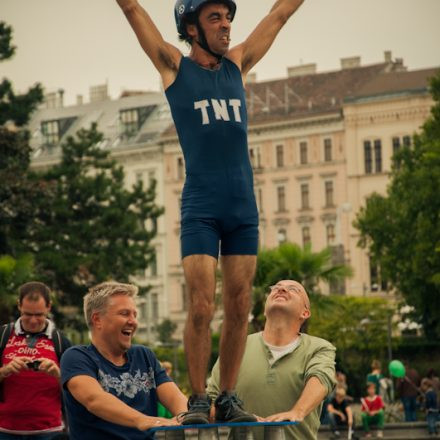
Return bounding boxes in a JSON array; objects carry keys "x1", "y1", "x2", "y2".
[
  {"x1": 268, "y1": 284, "x2": 310, "y2": 310},
  {"x1": 269, "y1": 284, "x2": 302, "y2": 294},
  {"x1": 21, "y1": 312, "x2": 47, "y2": 318}
]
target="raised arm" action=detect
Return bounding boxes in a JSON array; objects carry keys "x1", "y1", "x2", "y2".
[
  {"x1": 228, "y1": 0, "x2": 304, "y2": 77},
  {"x1": 116, "y1": 0, "x2": 182, "y2": 88}
]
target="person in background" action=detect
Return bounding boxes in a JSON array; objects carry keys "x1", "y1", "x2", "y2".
[
  {"x1": 420, "y1": 378, "x2": 438, "y2": 437},
  {"x1": 327, "y1": 386, "x2": 356, "y2": 439},
  {"x1": 366, "y1": 359, "x2": 384, "y2": 396},
  {"x1": 157, "y1": 361, "x2": 174, "y2": 419},
  {"x1": 361, "y1": 382, "x2": 385, "y2": 438},
  {"x1": 0, "y1": 281, "x2": 71, "y2": 439},
  {"x1": 397, "y1": 361, "x2": 420, "y2": 422}
]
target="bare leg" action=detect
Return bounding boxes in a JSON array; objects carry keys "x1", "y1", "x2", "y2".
[
  {"x1": 219, "y1": 255, "x2": 257, "y2": 391},
  {"x1": 183, "y1": 254, "x2": 217, "y2": 394}
]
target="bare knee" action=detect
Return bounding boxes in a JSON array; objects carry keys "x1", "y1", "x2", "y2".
[
  {"x1": 187, "y1": 291, "x2": 216, "y2": 329},
  {"x1": 224, "y1": 287, "x2": 252, "y2": 322}
]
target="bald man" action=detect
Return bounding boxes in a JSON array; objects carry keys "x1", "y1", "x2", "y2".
[{"x1": 207, "y1": 280, "x2": 336, "y2": 440}]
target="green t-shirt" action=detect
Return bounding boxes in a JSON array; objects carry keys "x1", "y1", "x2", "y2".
[{"x1": 207, "y1": 332, "x2": 336, "y2": 440}]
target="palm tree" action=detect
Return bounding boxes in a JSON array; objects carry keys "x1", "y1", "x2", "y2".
[{"x1": 251, "y1": 242, "x2": 353, "y2": 331}]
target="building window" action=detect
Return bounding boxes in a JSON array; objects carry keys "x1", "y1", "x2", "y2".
[
  {"x1": 120, "y1": 108, "x2": 139, "y2": 137},
  {"x1": 300, "y1": 142, "x2": 308, "y2": 165},
  {"x1": 324, "y1": 138, "x2": 332, "y2": 162},
  {"x1": 277, "y1": 186, "x2": 286, "y2": 212},
  {"x1": 392, "y1": 137, "x2": 401, "y2": 155},
  {"x1": 403, "y1": 135, "x2": 411, "y2": 147},
  {"x1": 177, "y1": 157, "x2": 184, "y2": 180},
  {"x1": 364, "y1": 141, "x2": 372, "y2": 174},
  {"x1": 302, "y1": 226, "x2": 311, "y2": 247},
  {"x1": 325, "y1": 181, "x2": 334, "y2": 207},
  {"x1": 326, "y1": 224, "x2": 336, "y2": 245},
  {"x1": 41, "y1": 120, "x2": 59, "y2": 146},
  {"x1": 374, "y1": 140, "x2": 382, "y2": 173},
  {"x1": 369, "y1": 257, "x2": 388, "y2": 292},
  {"x1": 249, "y1": 147, "x2": 262, "y2": 169},
  {"x1": 181, "y1": 283, "x2": 187, "y2": 312},
  {"x1": 301, "y1": 183, "x2": 310, "y2": 209},
  {"x1": 276, "y1": 145, "x2": 284, "y2": 168},
  {"x1": 150, "y1": 253, "x2": 157, "y2": 277},
  {"x1": 41, "y1": 117, "x2": 76, "y2": 147},
  {"x1": 277, "y1": 229, "x2": 287, "y2": 244},
  {"x1": 257, "y1": 188, "x2": 263, "y2": 213},
  {"x1": 120, "y1": 105, "x2": 156, "y2": 138},
  {"x1": 151, "y1": 293, "x2": 159, "y2": 322}
]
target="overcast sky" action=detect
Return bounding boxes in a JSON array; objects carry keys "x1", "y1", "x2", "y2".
[{"x1": 2, "y1": 0, "x2": 440, "y2": 106}]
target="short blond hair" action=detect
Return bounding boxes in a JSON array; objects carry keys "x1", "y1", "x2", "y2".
[
  {"x1": 335, "y1": 386, "x2": 347, "y2": 398},
  {"x1": 83, "y1": 281, "x2": 138, "y2": 328}
]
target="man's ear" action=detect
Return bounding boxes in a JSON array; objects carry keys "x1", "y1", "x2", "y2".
[
  {"x1": 186, "y1": 23, "x2": 197, "y2": 40},
  {"x1": 91, "y1": 311, "x2": 101, "y2": 329},
  {"x1": 301, "y1": 308, "x2": 311, "y2": 321}
]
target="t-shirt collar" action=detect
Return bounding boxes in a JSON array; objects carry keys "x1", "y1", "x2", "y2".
[{"x1": 14, "y1": 318, "x2": 54, "y2": 338}]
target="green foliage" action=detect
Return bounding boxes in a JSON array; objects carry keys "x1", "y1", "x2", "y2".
[
  {"x1": 354, "y1": 71, "x2": 440, "y2": 339},
  {"x1": 0, "y1": 254, "x2": 34, "y2": 322},
  {"x1": 0, "y1": 22, "x2": 15, "y2": 61},
  {"x1": 155, "y1": 319, "x2": 178, "y2": 345},
  {"x1": 0, "y1": 22, "x2": 43, "y2": 127},
  {"x1": 24, "y1": 124, "x2": 164, "y2": 327},
  {"x1": 0, "y1": 128, "x2": 51, "y2": 256},
  {"x1": 0, "y1": 22, "x2": 46, "y2": 320},
  {"x1": 251, "y1": 242, "x2": 353, "y2": 330}
]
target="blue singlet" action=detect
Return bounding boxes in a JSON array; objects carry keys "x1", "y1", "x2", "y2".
[{"x1": 165, "y1": 56, "x2": 259, "y2": 258}]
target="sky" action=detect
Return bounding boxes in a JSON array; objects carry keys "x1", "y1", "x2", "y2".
[{"x1": 2, "y1": 0, "x2": 440, "y2": 106}]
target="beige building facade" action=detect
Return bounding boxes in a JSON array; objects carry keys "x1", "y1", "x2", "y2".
[{"x1": 28, "y1": 55, "x2": 438, "y2": 342}]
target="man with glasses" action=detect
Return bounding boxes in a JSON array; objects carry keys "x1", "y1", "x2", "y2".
[
  {"x1": 207, "y1": 280, "x2": 336, "y2": 439},
  {"x1": 0, "y1": 282, "x2": 71, "y2": 439}
]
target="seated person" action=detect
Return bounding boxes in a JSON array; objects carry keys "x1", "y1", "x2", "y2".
[
  {"x1": 61, "y1": 282, "x2": 187, "y2": 439},
  {"x1": 361, "y1": 382, "x2": 385, "y2": 438},
  {"x1": 327, "y1": 386, "x2": 355, "y2": 438}
]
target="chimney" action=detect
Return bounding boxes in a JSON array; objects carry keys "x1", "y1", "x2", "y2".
[
  {"x1": 287, "y1": 63, "x2": 317, "y2": 78},
  {"x1": 89, "y1": 84, "x2": 109, "y2": 103},
  {"x1": 246, "y1": 72, "x2": 257, "y2": 84},
  {"x1": 76, "y1": 95, "x2": 84, "y2": 106},
  {"x1": 44, "y1": 91, "x2": 64, "y2": 109},
  {"x1": 340, "y1": 56, "x2": 361, "y2": 70},
  {"x1": 384, "y1": 51, "x2": 392, "y2": 63}
]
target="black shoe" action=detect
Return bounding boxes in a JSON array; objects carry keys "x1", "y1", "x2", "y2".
[
  {"x1": 215, "y1": 391, "x2": 257, "y2": 423},
  {"x1": 180, "y1": 394, "x2": 211, "y2": 425}
]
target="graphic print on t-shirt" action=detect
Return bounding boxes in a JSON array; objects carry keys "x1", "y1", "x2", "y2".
[{"x1": 98, "y1": 367, "x2": 155, "y2": 398}]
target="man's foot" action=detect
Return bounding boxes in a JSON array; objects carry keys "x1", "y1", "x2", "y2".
[
  {"x1": 215, "y1": 391, "x2": 257, "y2": 423},
  {"x1": 376, "y1": 430, "x2": 383, "y2": 438},
  {"x1": 180, "y1": 394, "x2": 211, "y2": 425}
]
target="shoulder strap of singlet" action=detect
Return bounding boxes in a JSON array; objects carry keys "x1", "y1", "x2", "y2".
[{"x1": 0, "y1": 323, "x2": 14, "y2": 364}]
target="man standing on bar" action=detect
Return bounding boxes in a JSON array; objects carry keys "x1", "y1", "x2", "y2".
[{"x1": 116, "y1": 0, "x2": 305, "y2": 424}]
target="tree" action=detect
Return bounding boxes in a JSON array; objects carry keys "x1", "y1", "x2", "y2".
[
  {"x1": 0, "y1": 22, "x2": 45, "y2": 317},
  {"x1": 27, "y1": 124, "x2": 164, "y2": 325},
  {"x1": 355, "y1": 71, "x2": 440, "y2": 339},
  {"x1": 0, "y1": 22, "x2": 43, "y2": 127},
  {"x1": 155, "y1": 319, "x2": 178, "y2": 345},
  {"x1": 251, "y1": 242, "x2": 353, "y2": 330}
]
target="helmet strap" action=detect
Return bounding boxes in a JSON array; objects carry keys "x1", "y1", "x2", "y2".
[{"x1": 195, "y1": 21, "x2": 223, "y2": 63}]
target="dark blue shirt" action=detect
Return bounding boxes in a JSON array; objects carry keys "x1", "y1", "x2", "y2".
[{"x1": 61, "y1": 344, "x2": 171, "y2": 440}]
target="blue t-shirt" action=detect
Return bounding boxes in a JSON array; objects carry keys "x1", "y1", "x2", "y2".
[{"x1": 61, "y1": 344, "x2": 171, "y2": 440}]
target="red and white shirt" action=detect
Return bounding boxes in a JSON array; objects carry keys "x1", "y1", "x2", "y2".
[
  {"x1": 361, "y1": 394, "x2": 385, "y2": 413},
  {"x1": 0, "y1": 319, "x2": 63, "y2": 434}
]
